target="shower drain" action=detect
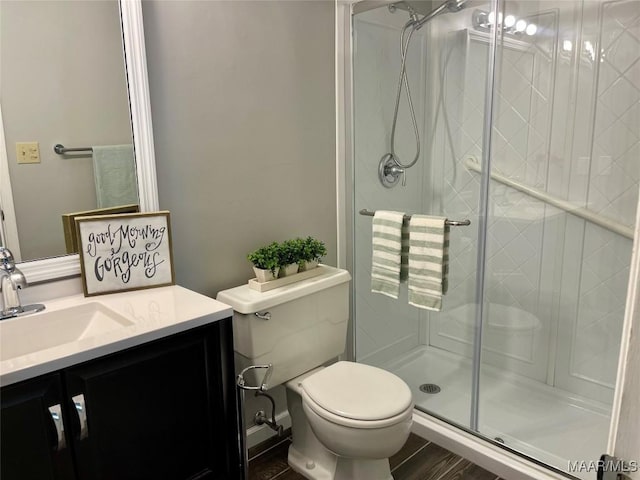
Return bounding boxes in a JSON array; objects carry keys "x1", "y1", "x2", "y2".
[{"x1": 419, "y1": 383, "x2": 441, "y2": 394}]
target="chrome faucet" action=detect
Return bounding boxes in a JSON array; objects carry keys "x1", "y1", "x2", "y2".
[{"x1": 0, "y1": 247, "x2": 45, "y2": 320}]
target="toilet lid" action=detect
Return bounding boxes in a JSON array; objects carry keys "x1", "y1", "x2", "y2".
[{"x1": 300, "y1": 362, "x2": 413, "y2": 421}]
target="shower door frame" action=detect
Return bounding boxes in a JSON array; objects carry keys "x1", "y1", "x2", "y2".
[{"x1": 337, "y1": 0, "x2": 640, "y2": 476}]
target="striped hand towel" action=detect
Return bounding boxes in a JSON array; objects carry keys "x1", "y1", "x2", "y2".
[
  {"x1": 371, "y1": 211, "x2": 405, "y2": 299},
  {"x1": 408, "y1": 215, "x2": 450, "y2": 311}
]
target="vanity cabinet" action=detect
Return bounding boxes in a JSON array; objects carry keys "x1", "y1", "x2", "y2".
[
  {"x1": 0, "y1": 373, "x2": 76, "y2": 479},
  {"x1": 1, "y1": 318, "x2": 241, "y2": 480}
]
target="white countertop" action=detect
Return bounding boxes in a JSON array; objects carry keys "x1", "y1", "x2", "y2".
[{"x1": 0, "y1": 285, "x2": 233, "y2": 387}]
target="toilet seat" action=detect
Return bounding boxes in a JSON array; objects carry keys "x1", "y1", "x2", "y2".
[
  {"x1": 301, "y1": 390, "x2": 413, "y2": 429},
  {"x1": 300, "y1": 361, "x2": 413, "y2": 428}
]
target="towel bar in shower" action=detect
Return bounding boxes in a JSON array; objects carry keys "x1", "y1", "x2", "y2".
[
  {"x1": 54, "y1": 144, "x2": 93, "y2": 154},
  {"x1": 359, "y1": 209, "x2": 471, "y2": 226}
]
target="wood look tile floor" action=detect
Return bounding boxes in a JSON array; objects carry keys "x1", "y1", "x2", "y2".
[{"x1": 248, "y1": 431, "x2": 504, "y2": 480}]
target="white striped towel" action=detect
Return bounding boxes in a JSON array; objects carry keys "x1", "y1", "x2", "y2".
[
  {"x1": 408, "y1": 215, "x2": 450, "y2": 311},
  {"x1": 371, "y1": 210, "x2": 405, "y2": 299}
]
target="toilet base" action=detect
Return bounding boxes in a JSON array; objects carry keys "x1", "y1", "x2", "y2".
[
  {"x1": 288, "y1": 444, "x2": 335, "y2": 480},
  {"x1": 333, "y1": 458, "x2": 393, "y2": 480},
  {"x1": 289, "y1": 444, "x2": 393, "y2": 480},
  {"x1": 286, "y1": 376, "x2": 395, "y2": 480}
]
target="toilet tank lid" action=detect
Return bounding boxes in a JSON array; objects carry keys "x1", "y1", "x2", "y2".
[
  {"x1": 301, "y1": 362, "x2": 413, "y2": 421},
  {"x1": 216, "y1": 265, "x2": 351, "y2": 314}
]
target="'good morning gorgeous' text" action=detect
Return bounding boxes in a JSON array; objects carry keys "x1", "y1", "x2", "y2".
[
  {"x1": 94, "y1": 251, "x2": 165, "y2": 283},
  {"x1": 84, "y1": 222, "x2": 168, "y2": 283},
  {"x1": 85, "y1": 223, "x2": 166, "y2": 258}
]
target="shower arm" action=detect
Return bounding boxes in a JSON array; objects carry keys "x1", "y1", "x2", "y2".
[
  {"x1": 411, "y1": 1, "x2": 449, "y2": 30},
  {"x1": 411, "y1": 0, "x2": 469, "y2": 30}
]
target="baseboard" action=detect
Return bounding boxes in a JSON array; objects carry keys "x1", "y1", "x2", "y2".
[{"x1": 246, "y1": 411, "x2": 292, "y2": 449}]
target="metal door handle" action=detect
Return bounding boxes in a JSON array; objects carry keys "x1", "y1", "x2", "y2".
[
  {"x1": 48, "y1": 404, "x2": 66, "y2": 451},
  {"x1": 254, "y1": 312, "x2": 271, "y2": 321},
  {"x1": 597, "y1": 454, "x2": 635, "y2": 480},
  {"x1": 72, "y1": 394, "x2": 89, "y2": 440}
]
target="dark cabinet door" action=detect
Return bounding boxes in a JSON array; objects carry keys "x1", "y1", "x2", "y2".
[
  {"x1": 1, "y1": 373, "x2": 76, "y2": 480},
  {"x1": 64, "y1": 320, "x2": 240, "y2": 480}
]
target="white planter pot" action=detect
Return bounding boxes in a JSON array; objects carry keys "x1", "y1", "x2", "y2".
[
  {"x1": 279, "y1": 263, "x2": 299, "y2": 277},
  {"x1": 300, "y1": 260, "x2": 318, "y2": 272},
  {"x1": 253, "y1": 266, "x2": 279, "y2": 283}
]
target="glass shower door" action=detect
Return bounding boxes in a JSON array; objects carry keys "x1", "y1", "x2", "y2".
[
  {"x1": 478, "y1": 0, "x2": 640, "y2": 476},
  {"x1": 352, "y1": 0, "x2": 639, "y2": 476},
  {"x1": 417, "y1": 7, "x2": 495, "y2": 431},
  {"x1": 351, "y1": 1, "x2": 497, "y2": 432}
]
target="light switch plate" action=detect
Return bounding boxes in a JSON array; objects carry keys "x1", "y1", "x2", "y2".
[{"x1": 16, "y1": 142, "x2": 40, "y2": 164}]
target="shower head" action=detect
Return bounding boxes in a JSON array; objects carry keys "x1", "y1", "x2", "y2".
[{"x1": 410, "y1": 0, "x2": 469, "y2": 30}]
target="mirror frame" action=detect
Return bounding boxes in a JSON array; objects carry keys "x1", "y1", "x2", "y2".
[
  {"x1": 18, "y1": 0, "x2": 159, "y2": 283},
  {"x1": 0, "y1": 108, "x2": 21, "y2": 261}
]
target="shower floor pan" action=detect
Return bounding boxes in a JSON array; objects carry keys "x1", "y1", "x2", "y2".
[{"x1": 382, "y1": 346, "x2": 610, "y2": 480}]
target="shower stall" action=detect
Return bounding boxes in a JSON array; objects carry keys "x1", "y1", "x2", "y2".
[{"x1": 344, "y1": 0, "x2": 640, "y2": 478}]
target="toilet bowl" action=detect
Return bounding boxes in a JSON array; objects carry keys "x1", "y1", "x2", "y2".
[
  {"x1": 216, "y1": 266, "x2": 414, "y2": 480},
  {"x1": 286, "y1": 362, "x2": 413, "y2": 479}
]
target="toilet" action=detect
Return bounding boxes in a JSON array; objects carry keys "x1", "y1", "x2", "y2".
[{"x1": 217, "y1": 266, "x2": 413, "y2": 480}]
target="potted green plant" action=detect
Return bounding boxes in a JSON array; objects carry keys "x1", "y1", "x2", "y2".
[
  {"x1": 299, "y1": 236, "x2": 326, "y2": 271},
  {"x1": 247, "y1": 242, "x2": 280, "y2": 282},
  {"x1": 278, "y1": 239, "x2": 301, "y2": 277}
]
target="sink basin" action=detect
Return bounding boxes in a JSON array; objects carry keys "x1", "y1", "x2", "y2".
[{"x1": 0, "y1": 302, "x2": 133, "y2": 362}]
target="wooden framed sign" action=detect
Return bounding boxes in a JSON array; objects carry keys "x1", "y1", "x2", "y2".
[{"x1": 76, "y1": 211, "x2": 175, "y2": 296}]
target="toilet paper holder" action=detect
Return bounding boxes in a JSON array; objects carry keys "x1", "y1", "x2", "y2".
[
  {"x1": 237, "y1": 364, "x2": 273, "y2": 392},
  {"x1": 236, "y1": 363, "x2": 284, "y2": 479},
  {"x1": 236, "y1": 364, "x2": 283, "y2": 435}
]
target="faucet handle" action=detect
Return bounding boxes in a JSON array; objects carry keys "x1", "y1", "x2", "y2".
[
  {"x1": 9, "y1": 271, "x2": 27, "y2": 290},
  {"x1": 0, "y1": 247, "x2": 15, "y2": 272}
]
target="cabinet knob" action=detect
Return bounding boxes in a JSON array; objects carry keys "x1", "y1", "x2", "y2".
[
  {"x1": 48, "y1": 404, "x2": 66, "y2": 452},
  {"x1": 72, "y1": 394, "x2": 89, "y2": 440}
]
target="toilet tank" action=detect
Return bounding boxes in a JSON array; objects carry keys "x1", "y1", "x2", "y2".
[{"x1": 217, "y1": 266, "x2": 351, "y2": 389}]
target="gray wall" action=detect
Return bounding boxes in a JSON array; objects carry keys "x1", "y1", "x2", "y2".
[
  {"x1": 143, "y1": 0, "x2": 336, "y2": 297},
  {"x1": 142, "y1": 0, "x2": 336, "y2": 430},
  {"x1": 1, "y1": 0, "x2": 132, "y2": 261}
]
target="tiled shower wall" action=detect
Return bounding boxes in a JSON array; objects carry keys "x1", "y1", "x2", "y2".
[
  {"x1": 354, "y1": 0, "x2": 639, "y2": 404},
  {"x1": 555, "y1": 0, "x2": 639, "y2": 401}
]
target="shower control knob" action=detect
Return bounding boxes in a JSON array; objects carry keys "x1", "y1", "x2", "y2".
[{"x1": 379, "y1": 153, "x2": 405, "y2": 188}]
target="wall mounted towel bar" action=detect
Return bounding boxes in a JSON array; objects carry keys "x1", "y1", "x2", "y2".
[
  {"x1": 54, "y1": 144, "x2": 93, "y2": 155},
  {"x1": 359, "y1": 209, "x2": 471, "y2": 226}
]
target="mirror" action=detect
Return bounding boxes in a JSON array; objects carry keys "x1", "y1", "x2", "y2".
[{"x1": 0, "y1": 0, "x2": 158, "y2": 283}]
